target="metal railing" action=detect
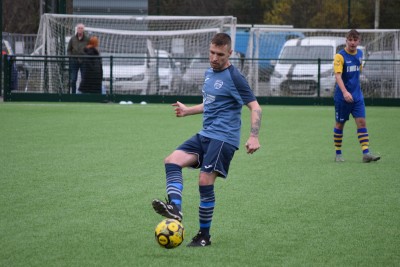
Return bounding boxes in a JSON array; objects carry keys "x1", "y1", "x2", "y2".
[{"x1": 2, "y1": 54, "x2": 400, "y2": 101}]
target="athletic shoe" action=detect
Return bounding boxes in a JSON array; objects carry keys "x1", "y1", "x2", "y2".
[
  {"x1": 362, "y1": 153, "x2": 381, "y2": 163},
  {"x1": 335, "y1": 154, "x2": 345, "y2": 162},
  {"x1": 152, "y1": 198, "x2": 183, "y2": 222},
  {"x1": 186, "y1": 231, "x2": 211, "y2": 247}
]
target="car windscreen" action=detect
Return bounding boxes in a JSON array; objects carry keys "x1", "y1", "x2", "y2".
[{"x1": 279, "y1": 46, "x2": 333, "y2": 64}]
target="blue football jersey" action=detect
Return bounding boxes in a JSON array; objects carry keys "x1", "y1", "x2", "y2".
[
  {"x1": 334, "y1": 48, "x2": 364, "y2": 102},
  {"x1": 199, "y1": 65, "x2": 256, "y2": 148}
]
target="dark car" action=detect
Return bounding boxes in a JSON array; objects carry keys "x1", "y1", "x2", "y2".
[{"x1": 361, "y1": 51, "x2": 399, "y2": 97}]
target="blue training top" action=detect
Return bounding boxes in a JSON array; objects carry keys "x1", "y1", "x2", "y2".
[
  {"x1": 334, "y1": 48, "x2": 364, "y2": 102},
  {"x1": 199, "y1": 64, "x2": 256, "y2": 148}
]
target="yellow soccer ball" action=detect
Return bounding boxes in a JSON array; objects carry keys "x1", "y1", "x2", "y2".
[{"x1": 155, "y1": 219, "x2": 185, "y2": 249}]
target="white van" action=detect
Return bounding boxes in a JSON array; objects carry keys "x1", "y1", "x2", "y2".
[
  {"x1": 102, "y1": 53, "x2": 151, "y2": 95},
  {"x1": 102, "y1": 50, "x2": 182, "y2": 95},
  {"x1": 270, "y1": 36, "x2": 346, "y2": 97}
]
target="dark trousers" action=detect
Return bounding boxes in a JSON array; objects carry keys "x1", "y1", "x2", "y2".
[{"x1": 69, "y1": 59, "x2": 83, "y2": 94}]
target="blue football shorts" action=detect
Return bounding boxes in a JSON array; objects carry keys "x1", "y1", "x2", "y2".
[
  {"x1": 176, "y1": 134, "x2": 237, "y2": 178},
  {"x1": 335, "y1": 98, "x2": 366, "y2": 123}
]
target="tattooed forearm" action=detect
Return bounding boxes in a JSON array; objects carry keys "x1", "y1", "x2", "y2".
[{"x1": 250, "y1": 109, "x2": 262, "y2": 137}]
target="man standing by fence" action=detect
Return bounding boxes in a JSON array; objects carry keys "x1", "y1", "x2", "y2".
[{"x1": 67, "y1": 23, "x2": 90, "y2": 94}]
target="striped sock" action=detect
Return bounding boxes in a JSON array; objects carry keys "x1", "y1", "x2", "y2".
[
  {"x1": 357, "y1": 128, "x2": 370, "y2": 154},
  {"x1": 334, "y1": 128, "x2": 343, "y2": 155},
  {"x1": 198, "y1": 185, "x2": 215, "y2": 237},
  {"x1": 165, "y1": 163, "x2": 183, "y2": 210}
]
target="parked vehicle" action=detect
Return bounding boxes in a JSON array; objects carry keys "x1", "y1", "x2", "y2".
[
  {"x1": 270, "y1": 36, "x2": 346, "y2": 97},
  {"x1": 155, "y1": 50, "x2": 183, "y2": 94},
  {"x1": 102, "y1": 50, "x2": 182, "y2": 95},
  {"x1": 181, "y1": 55, "x2": 209, "y2": 93},
  {"x1": 235, "y1": 30, "x2": 305, "y2": 81},
  {"x1": 102, "y1": 53, "x2": 150, "y2": 94},
  {"x1": 361, "y1": 50, "x2": 399, "y2": 97}
]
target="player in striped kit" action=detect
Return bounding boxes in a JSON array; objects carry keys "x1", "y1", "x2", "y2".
[{"x1": 333, "y1": 29, "x2": 380, "y2": 163}]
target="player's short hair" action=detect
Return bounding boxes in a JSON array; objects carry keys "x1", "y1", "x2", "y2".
[
  {"x1": 211, "y1": 33, "x2": 232, "y2": 50},
  {"x1": 346, "y1": 29, "x2": 360, "y2": 40}
]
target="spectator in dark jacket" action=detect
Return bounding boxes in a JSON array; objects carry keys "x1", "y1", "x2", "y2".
[
  {"x1": 67, "y1": 23, "x2": 90, "y2": 94},
  {"x1": 79, "y1": 36, "x2": 103, "y2": 94}
]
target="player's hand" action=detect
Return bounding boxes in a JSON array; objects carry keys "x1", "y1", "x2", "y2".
[
  {"x1": 343, "y1": 91, "x2": 354, "y2": 103},
  {"x1": 172, "y1": 101, "x2": 188, "y2": 117},
  {"x1": 245, "y1": 136, "x2": 261, "y2": 154}
]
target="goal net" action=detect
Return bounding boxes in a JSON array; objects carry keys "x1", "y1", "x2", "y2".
[{"x1": 30, "y1": 14, "x2": 236, "y2": 95}]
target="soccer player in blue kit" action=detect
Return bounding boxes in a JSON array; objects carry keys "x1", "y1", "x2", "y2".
[
  {"x1": 333, "y1": 29, "x2": 380, "y2": 163},
  {"x1": 152, "y1": 33, "x2": 262, "y2": 247}
]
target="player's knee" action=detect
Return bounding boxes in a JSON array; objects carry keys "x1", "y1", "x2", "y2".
[
  {"x1": 198, "y1": 172, "x2": 217, "y2": 186},
  {"x1": 164, "y1": 152, "x2": 179, "y2": 164},
  {"x1": 355, "y1": 118, "x2": 366, "y2": 128},
  {"x1": 164, "y1": 155, "x2": 173, "y2": 164}
]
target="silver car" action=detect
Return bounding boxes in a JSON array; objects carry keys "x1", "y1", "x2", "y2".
[
  {"x1": 182, "y1": 56, "x2": 210, "y2": 94},
  {"x1": 361, "y1": 51, "x2": 399, "y2": 98}
]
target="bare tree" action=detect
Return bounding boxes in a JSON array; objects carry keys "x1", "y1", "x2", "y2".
[
  {"x1": 3, "y1": 0, "x2": 41, "y2": 33},
  {"x1": 2, "y1": 0, "x2": 73, "y2": 34}
]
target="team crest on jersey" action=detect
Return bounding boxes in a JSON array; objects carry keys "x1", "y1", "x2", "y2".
[{"x1": 214, "y1": 80, "x2": 223, "y2": 89}]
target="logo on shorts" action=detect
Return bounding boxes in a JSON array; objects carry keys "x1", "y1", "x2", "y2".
[{"x1": 204, "y1": 165, "x2": 213, "y2": 169}]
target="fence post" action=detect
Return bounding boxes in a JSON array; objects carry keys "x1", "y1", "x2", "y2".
[
  {"x1": 3, "y1": 55, "x2": 10, "y2": 101},
  {"x1": 0, "y1": 1, "x2": 2, "y2": 97},
  {"x1": 317, "y1": 58, "x2": 321, "y2": 98},
  {"x1": 0, "y1": 54, "x2": 3, "y2": 97},
  {"x1": 110, "y1": 55, "x2": 113, "y2": 96}
]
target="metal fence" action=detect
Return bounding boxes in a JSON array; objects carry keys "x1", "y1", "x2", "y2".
[
  {"x1": 3, "y1": 54, "x2": 400, "y2": 100},
  {"x1": 243, "y1": 28, "x2": 400, "y2": 99},
  {"x1": 2, "y1": 28, "x2": 400, "y2": 104}
]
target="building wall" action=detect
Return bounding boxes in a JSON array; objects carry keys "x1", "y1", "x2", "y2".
[{"x1": 73, "y1": 0, "x2": 148, "y2": 15}]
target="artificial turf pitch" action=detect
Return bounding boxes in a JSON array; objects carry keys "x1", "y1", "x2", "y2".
[{"x1": 1, "y1": 102, "x2": 399, "y2": 266}]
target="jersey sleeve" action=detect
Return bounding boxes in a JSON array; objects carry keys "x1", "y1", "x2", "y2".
[
  {"x1": 333, "y1": 54, "x2": 344, "y2": 74},
  {"x1": 229, "y1": 67, "x2": 256, "y2": 104}
]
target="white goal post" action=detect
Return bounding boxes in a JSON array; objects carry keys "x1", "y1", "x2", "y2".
[
  {"x1": 33, "y1": 14, "x2": 236, "y2": 57},
  {"x1": 31, "y1": 14, "x2": 237, "y2": 94}
]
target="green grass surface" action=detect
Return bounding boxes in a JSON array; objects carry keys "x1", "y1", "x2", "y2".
[{"x1": 1, "y1": 102, "x2": 399, "y2": 267}]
